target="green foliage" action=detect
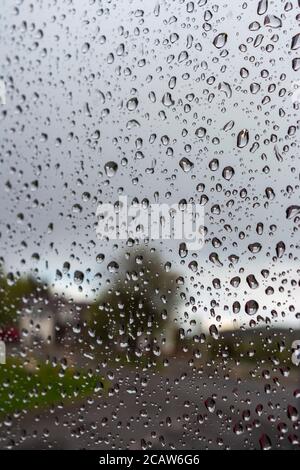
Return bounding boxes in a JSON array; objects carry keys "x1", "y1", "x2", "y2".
[{"x1": 0, "y1": 358, "x2": 107, "y2": 416}]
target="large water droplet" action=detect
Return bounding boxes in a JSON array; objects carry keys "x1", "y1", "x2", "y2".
[
  {"x1": 291, "y1": 33, "x2": 300, "y2": 50},
  {"x1": 107, "y1": 261, "x2": 119, "y2": 273},
  {"x1": 286, "y1": 205, "x2": 300, "y2": 219},
  {"x1": 205, "y1": 397, "x2": 216, "y2": 413},
  {"x1": 257, "y1": 0, "x2": 268, "y2": 15},
  {"x1": 104, "y1": 161, "x2": 118, "y2": 178},
  {"x1": 74, "y1": 270, "x2": 84, "y2": 285},
  {"x1": 179, "y1": 157, "x2": 194, "y2": 172},
  {"x1": 195, "y1": 127, "x2": 206, "y2": 138},
  {"x1": 162, "y1": 92, "x2": 175, "y2": 107},
  {"x1": 127, "y1": 97, "x2": 138, "y2": 111},
  {"x1": 213, "y1": 33, "x2": 228, "y2": 49},
  {"x1": 237, "y1": 129, "x2": 249, "y2": 148},
  {"x1": 276, "y1": 241, "x2": 285, "y2": 258},
  {"x1": 264, "y1": 15, "x2": 282, "y2": 29},
  {"x1": 245, "y1": 300, "x2": 259, "y2": 316},
  {"x1": 222, "y1": 166, "x2": 234, "y2": 180}
]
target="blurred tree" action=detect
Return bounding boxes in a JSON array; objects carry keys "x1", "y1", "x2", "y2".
[
  {"x1": 0, "y1": 266, "x2": 39, "y2": 329},
  {"x1": 88, "y1": 249, "x2": 180, "y2": 360}
]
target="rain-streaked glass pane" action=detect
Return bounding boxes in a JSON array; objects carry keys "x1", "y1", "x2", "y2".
[{"x1": 0, "y1": 0, "x2": 299, "y2": 452}]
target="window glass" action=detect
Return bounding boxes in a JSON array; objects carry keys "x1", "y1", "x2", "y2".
[{"x1": 0, "y1": 0, "x2": 299, "y2": 450}]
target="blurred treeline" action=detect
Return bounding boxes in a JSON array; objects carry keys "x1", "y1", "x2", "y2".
[{"x1": 0, "y1": 256, "x2": 299, "y2": 369}]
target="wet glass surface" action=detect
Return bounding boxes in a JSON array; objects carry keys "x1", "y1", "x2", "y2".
[{"x1": 0, "y1": 0, "x2": 299, "y2": 450}]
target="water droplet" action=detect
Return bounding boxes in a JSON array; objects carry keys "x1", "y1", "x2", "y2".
[
  {"x1": 82, "y1": 42, "x2": 90, "y2": 54},
  {"x1": 287, "y1": 405, "x2": 298, "y2": 422},
  {"x1": 179, "y1": 242, "x2": 188, "y2": 258},
  {"x1": 162, "y1": 92, "x2": 175, "y2": 107},
  {"x1": 259, "y1": 433, "x2": 272, "y2": 450},
  {"x1": 276, "y1": 241, "x2": 285, "y2": 258},
  {"x1": 286, "y1": 205, "x2": 300, "y2": 219},
  {"x1": 237, "y1": 129, "x2": 249, "y2": 148},
  {"x1": 127, "y1": 97, "x2": 138, "y2": 111},
  {"x1": 264, "y1": 15, "x2": 282, "y2": 29},
  {"x1": 74, "y1": 270, "x2": 84, "y2": 285},
  {"x1": 104, "y1": 161, "x2": 118, "y2": 178},
  {"x1": 245, "y1": 300, "x2": 259, "y2": 316},
  {"x1": 205, "y1": 397, "x2": 216, "y2": 413},
  {"x1": 291, "y1": 33, "x2": 300, "y2": 50},
  {"x1": 195, "y1": 127, "x2": 206, "y2": 138},
  {"x1": 292, "y1": 57, "x2": 300, "y2": 71},
  {"x1": 107, "y1": 261, "x2": 119, "y2": 273},
  {"x1": 213, "y1": 33, "x2": 228, "y2": 49},
  {"x1": 257, "y1": 0, "x2": 268, "y2": 15},
  {"x1": 248, "y1": 242, "x2": 262, "y2": 253},
  {"x1": 222, "y1": 166, "x2": 234, "y2": 180},
  {"x1": 179, "y1": 157, "x2": 194, "y2": 173}
]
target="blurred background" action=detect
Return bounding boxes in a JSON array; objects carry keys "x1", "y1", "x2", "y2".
[{"x1": 0, "y1": 0, "x2": 299, "y2": 450}]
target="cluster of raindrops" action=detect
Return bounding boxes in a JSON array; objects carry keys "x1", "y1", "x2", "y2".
[{"x1": 0, "y1": 0, "x2": 299, "y2": 451}]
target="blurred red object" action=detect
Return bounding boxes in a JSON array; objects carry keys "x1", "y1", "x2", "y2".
[{"x1": 0, "y1": 327, "x2": 20, "y2": 343}]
